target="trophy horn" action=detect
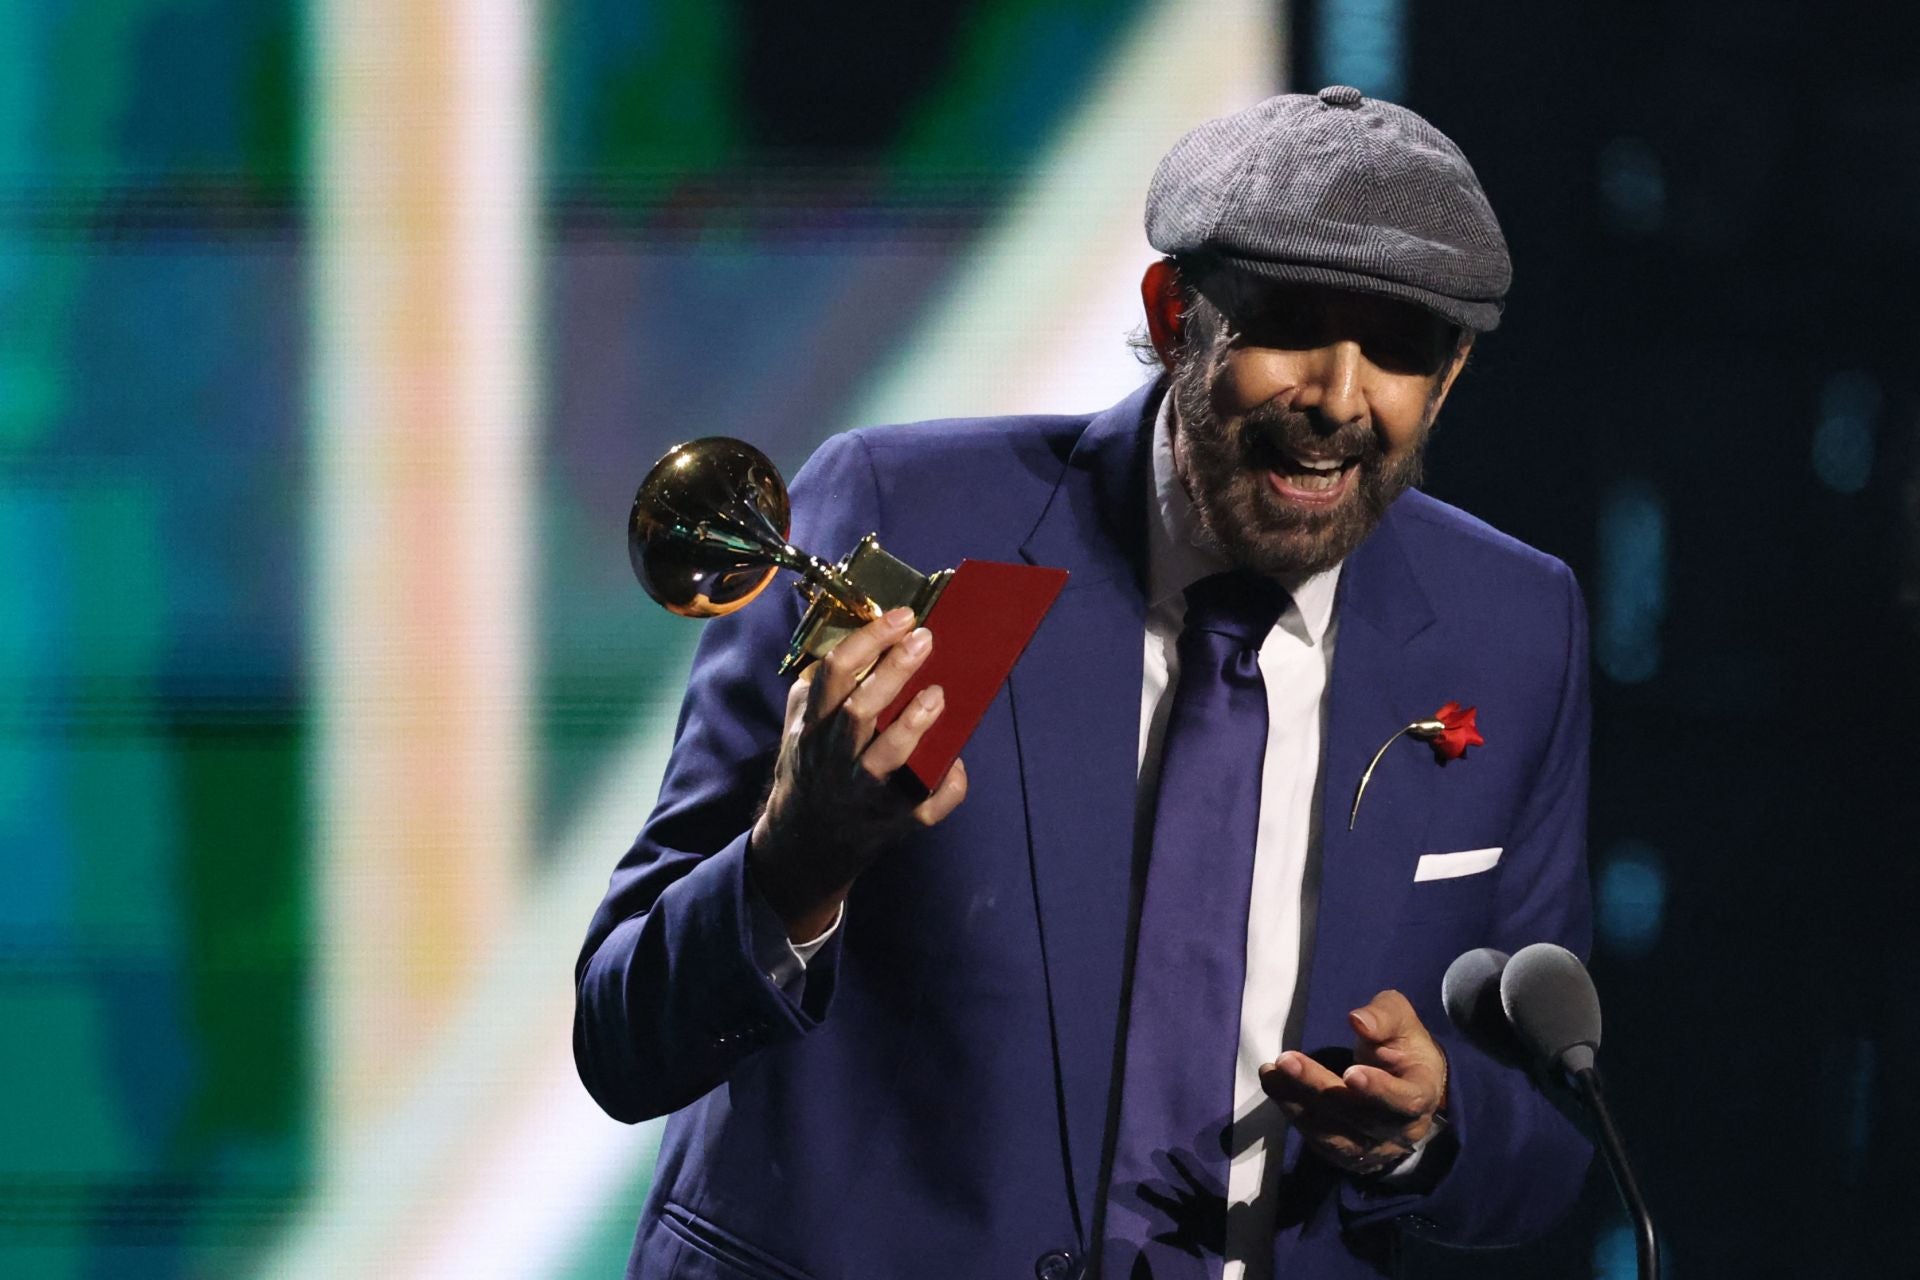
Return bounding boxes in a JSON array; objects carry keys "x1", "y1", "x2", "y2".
[{"x1": 628, "y1": 437, "x2": 881, "y2": 621}]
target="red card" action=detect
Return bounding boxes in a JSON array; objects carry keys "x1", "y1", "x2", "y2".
[{"x1": 873, "y1": 559, "x2": 1069, "y2": 792}]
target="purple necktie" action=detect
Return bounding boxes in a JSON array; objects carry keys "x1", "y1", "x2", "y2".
[{"x1": 1102, "y1": 571, "x2": 1288, "y2": 1279}]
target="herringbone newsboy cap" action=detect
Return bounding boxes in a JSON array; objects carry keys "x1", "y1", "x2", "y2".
[{"x1": 1146, "y1": 85, "x2": 1511, "y2": 332}]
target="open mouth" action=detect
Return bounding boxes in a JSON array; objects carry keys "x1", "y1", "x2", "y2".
[{"x1": 1262, "y1": 446, "x2": 1361, "y2": 505}]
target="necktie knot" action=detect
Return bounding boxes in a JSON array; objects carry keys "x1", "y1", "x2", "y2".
[{"x1": 1181, "y1": 571, "x2": 1289, "y2": 650}]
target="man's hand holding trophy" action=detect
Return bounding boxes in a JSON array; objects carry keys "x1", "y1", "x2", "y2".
[{"x1": 628, "y1": 436, "x2": 1067, "y2": 940}]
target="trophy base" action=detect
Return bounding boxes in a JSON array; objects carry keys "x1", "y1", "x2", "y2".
[{"x1": 780, "y1": 534, "x2": 952, "y2": 676}]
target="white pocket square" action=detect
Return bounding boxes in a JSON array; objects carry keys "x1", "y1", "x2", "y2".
[{"x1": 1414, "y1": 847, "x2": 1503, "y2": 882}]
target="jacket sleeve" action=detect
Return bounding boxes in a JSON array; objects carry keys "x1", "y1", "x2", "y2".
[
  {"x1": 1341, "y1": 559, "x2": 1596, "y2": 1244},
  {"x1": 572, "y1": 431, "x2": 885, "y2": 1123}
]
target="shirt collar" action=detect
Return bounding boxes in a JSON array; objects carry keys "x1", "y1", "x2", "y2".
[{"x1": 1144, "y1": 387, "x2": 1343, "y2": 646}]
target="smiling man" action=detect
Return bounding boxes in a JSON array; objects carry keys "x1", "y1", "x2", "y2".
[
  {"x1": 577, "y1": 88, "x2": 1593, "y2": 1280},
  {"x1": 1150, "y1": 269, "x2": 1465, "y2": 579}
]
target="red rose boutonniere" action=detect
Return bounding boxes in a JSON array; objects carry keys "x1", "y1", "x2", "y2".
[
  {"x1": 1349, "y1": 702, "x2": 1486, "y2": 830},
  {"x1": 1423, "y1": 701, "x2": 1485, "y2": 764}
]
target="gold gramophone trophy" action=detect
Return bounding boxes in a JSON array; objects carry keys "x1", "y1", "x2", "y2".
[
  {"x1": 628, "y1": 436, "x2": 1067, "y2": 789},
  {"x1": 629, "y1": 437, "x2": 955, "y2": 676}
]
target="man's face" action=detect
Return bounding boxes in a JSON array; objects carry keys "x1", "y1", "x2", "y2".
[{"x1": 1162, "y1": 272, "x2": 1467, "y2": 578}]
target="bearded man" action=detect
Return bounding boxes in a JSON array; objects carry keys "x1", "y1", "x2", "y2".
[{"x1": 576, "y1": 87, "x2": 1593, "y2": 1280}]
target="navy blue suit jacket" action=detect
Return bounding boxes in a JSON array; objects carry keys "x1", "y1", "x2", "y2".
[{"x1": 575, "y1": 381, "x2": 1593, "y2": 1278}]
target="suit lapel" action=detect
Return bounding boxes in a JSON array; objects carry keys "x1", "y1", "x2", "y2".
[
  {"x1": 1297, "y1": 499, "x2": 1444, "y2": 1054},
  {"x1": 1008, "y1": 381, "x2": 1156, "y2": 1239}
]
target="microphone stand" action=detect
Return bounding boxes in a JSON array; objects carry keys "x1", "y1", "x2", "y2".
[{"x1": 1571, "y1": 1064, "x2": 1658, "y2": 1280}]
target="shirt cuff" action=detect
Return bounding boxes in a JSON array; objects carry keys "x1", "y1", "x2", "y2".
[
  {"x1": 1375, "y1": 1111, "x2": 1450, "y2": 1189},
  {"x1": 791, "y1": 908, "x2": 842, "y2": 964},
  {"x1": 746, "y1": 888, "x2": 844, "y2": 1000}
]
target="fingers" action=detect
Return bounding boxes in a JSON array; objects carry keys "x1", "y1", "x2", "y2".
[
  {"x1": 913, "y1": 757, "x2": 968, "y2": 825},
  {"x1": 775, "y1": 605, "x2": 972, "y2": 850},
  {"x1": 1339, "y1": 1062, "x2": 1432, "y2": 1122},
  {"x1": 1349, "y1": 989, "x2": 1421, "y2": 1047},
  {"x1": 809, "y1": 611, "x2": 937, "y2": 768},
  {"x1": 1260, "y1": 1051, "x2": 1422, "y2": 1146},
  {"x1": 858, "y1": 684, "x2": 945, "y2": 778},
  {"x1": 841, "y1": 625, "x2": 934, "y2": 733},
  {"x1": 1349, "y1": 989, "x2": 1447, "y2": 1109},
  {"x1": 781, "y1": 668, "x2": 814, "y2": 738},
  {"x1": 1260, "y1": 1052, "x2": 1387, "y2": 1130},
  {"x1": 810, "y1": 607, "x2": 918, "y2": 718},
  {"x1": 1259, "y1": 1050, "x2": 1345, "y2": 1103}
]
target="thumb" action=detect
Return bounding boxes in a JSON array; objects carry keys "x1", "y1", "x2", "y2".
[{"x1": 1349, "y1": 989, "x2": 1422, "y2": 1046}]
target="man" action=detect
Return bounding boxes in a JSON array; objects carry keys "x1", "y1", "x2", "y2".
[{"x1": 576, "y1": 88, "x2": 1592, "y2": 1279}]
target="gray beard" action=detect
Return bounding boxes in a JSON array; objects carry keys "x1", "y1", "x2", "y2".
[{"x1": 1165, "y1": 357, "x2": 1427, "y2": 578}]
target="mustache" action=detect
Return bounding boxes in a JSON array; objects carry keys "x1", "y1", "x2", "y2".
[{"x1": 1238, "y1": 400, "x2": 1380, "y2": 466}]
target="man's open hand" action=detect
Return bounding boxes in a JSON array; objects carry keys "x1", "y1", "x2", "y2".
[
  {"x1": 1258, "y1": 989, "x2": 1448, "y2": 1178},
  {"x1": 749, "y1": 607, "x2": 969, "y2": 942}
]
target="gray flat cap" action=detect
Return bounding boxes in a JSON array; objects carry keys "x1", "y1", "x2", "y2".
[{"x1": 1146, "y1": 86, "x2": 1511, "y2": 332}]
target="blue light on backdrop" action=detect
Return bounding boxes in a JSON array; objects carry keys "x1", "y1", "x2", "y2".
[
  {"x1": 1593, "y1": 1223, "x2": 1670, "y2": 1280},
  {"x1": 1845, "y1": 1036, "x2": 1877, "y2": 1176},
  {"x1": 1598, "y1": 137, "x2": 1666, "y2": 238},
  {"x1": 1596, "y1": 839, "x2": 1666, "y2": 959},
  {"x1": 1596, "y1": 479, "x2": 1667, "y2": 686},
  {"x1": 1812, "y1": 370, "x2": 1880, "y2": 496},
  {"x1": 1313, "y1": 0, "x2": 1405, "y2": 101}
]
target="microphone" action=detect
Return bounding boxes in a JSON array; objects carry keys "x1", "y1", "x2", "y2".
[
  {"x1": 1440, "y1": 947, "x2": 1521, "y2": 1066},
  {"x1": 1497, "y1": 943, "x2": 1658, "y2": 1280},
  {"x1": 1499, "y1": 942, "x2": 1603, "y2": 1075},
  {"x1": 1443, "y1": 946, "x2": 1589, "y2": 1137}
]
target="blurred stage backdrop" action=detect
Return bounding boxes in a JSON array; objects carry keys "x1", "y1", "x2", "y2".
[{"x1": 2, "y1": 1, "x2": 1914, "y2": 1276}]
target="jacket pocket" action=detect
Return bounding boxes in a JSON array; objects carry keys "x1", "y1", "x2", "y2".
[
  {"x1": 659, "y1": 1203, "x2": 814, "y2": 1280},
  {"x1": 1399, "y1": 864, "x2": 1499, "y2": 923}
]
